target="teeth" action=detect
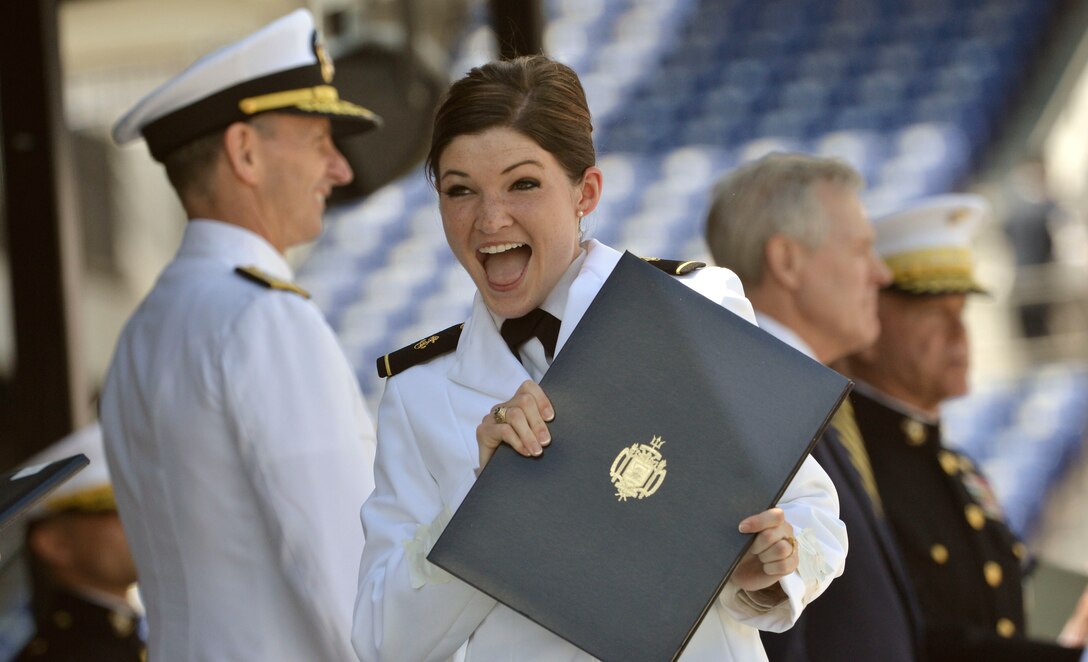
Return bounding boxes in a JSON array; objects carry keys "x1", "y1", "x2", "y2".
[{"x1": 479, "y1": 242, "x2": 525, "y2": 255}]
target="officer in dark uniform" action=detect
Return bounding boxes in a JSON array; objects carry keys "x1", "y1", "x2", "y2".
[
  {"x1": 15, "y1": 424, "x2": 144, "y2": 662},
  {"x1": 838, "y1": 194, "x2": 1083, "y2": 661}
]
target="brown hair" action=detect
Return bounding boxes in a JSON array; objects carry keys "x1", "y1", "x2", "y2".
[
  {"x1": 162, "y1": 128, "x2": 226, "y2": 202},
  {"x1": 426, "y1": 55, "x2": 595, "y2": 186}
]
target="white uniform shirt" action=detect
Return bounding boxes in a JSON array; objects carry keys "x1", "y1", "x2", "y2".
[
  {"x1": 100, "y1": 220, "x2": 376, "y2": 661},
  {"x1": 354, "y1": 240, "x2": 847, "y2": 662}
]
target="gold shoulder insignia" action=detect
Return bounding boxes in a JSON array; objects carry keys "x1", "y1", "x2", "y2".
[
  {"x1": 377, "y1": 322, "x2": 464, "y2": 378},
  {"x1": 640, "y1": 256, "x2": 706, "y2": 276},
  {"x1": 234, "y1": 265, "x2": 311, "y2": 299}
]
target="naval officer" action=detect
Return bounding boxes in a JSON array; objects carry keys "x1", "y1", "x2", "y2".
[
  {"x1": 16, "y1": 424, "x2": 144, "y2": 662},
  {"x1": 838, "y1": 194, "x2": 1083, "y2": 661},
  {"x1": 100, "y1": 10, "x2": 380, "y2": 660},
  {"x1": 353, "y1": 55, "x2": 846, "y2": 662}
]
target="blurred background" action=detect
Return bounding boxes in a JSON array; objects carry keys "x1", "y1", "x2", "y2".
[{"x1": 1, "y1": 0, "x2": 1087, "y2": 655}]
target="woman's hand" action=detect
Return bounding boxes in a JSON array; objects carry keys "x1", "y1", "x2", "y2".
[
  {"x1": 731, "y1": 508, "x2": 798, "y2": 595},
  {"x1": 476, "y1": 380, "x2": 554, "y2": 469}
]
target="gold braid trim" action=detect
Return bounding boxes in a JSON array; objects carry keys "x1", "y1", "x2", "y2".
[
  {"x1": 238, "y1": 85, "x2": 379, "y2": 121},
  {"x1": 884, "y1": 247, "x2": 983, "y2": 293},
  {"x1": 45, "y1": 484, "x2": 116, "y2": 515}
]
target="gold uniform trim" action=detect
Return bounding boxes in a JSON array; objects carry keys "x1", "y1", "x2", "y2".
[
  {"x1": 45, "y1": 484, "x2": 116, "y2": 515},
  {"x1": 234, "y1": 266, "x2": 311, "y2": 299},
  {"x1": 884, "y1": 247, "x2": 984, "y2": 293},
  {"x1": 238, "y1": 85, "x2": 380, "y2": 122}
]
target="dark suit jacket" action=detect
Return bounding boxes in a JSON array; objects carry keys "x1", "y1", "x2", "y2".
[{"x1": 762, "y1": 427, "x2": 925, "y2": 661}]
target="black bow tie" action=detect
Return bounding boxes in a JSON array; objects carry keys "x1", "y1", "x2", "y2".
[{"x1": 500, "y1": 308, "x2": 561, "y2": 362}]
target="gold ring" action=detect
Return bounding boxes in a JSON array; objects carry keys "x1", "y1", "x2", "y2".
[
  {"x1": 785, "y1": 535, "x2": 798, "y2": 557},
  {"x1": 492, "y1": 405, "x2": 508, "y2": 425}
]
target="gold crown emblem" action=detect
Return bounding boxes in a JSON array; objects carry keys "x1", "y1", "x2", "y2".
[{"x1": 610, "y1": 436, "x2": 667, "y2": 502}]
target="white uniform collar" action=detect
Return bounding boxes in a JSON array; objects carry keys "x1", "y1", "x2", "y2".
[
  {"x1": 450, "y1": 240, "x2": 621, "y2": 398},
  {"x1": 754, "y1": 312, "x2": 818, "y2": 360},
  {"x1": 179, "y1": 219, "x2": 294, "y2": 281}
]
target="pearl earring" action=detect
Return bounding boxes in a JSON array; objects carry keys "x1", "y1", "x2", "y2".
[{"x1": 577, "y1": 210, "x2": 584, "y2": 218}]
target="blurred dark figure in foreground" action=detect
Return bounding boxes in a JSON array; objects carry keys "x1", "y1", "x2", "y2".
[{"x1": 16, "y1": 424, "x2": 144, "y2": 662}]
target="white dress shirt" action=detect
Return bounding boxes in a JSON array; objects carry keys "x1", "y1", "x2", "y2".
[
  {"x1": 101, "y1": 220, "x2": 376, "y2": 661},
  {"x1": 354, "y1": 240, "x2": 846, "y2": 662}
]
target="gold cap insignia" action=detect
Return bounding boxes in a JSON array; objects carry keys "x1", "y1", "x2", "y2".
[
  {"x1": 610, "y1": 435, "x2": 668, "y2": 502},
  {"x1": 314, "y1": 37, "x2": 334, "y2": 83}
]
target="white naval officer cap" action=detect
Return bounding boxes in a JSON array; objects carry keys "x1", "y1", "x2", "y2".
[
  {"x1": 872, "y1": 193, "x2": 989, "y2": 295},
  {"x1": 22, "y1": 423, "x2": 115, "y2": 522},
  {"x1": 112, "y1": 8, "x2": 382, "y2": 162}
]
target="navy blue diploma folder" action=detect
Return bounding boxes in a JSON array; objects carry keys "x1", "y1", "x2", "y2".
[
  {"x1": 0, "y1": 454, "x2": 89, "y2": 531},
  {"x1": 428, "y1": 252, "x2": 851, "y2": 662}
]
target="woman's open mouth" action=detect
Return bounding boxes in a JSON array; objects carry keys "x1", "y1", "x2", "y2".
[{"x1": 479, "y1": 242, "x2": 532, "y2": 289}]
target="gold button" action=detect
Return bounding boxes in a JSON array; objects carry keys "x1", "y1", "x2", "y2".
[
  {"x1": 109, "y1": 611, "x2": 135, "y2": 637},
  {"x1": 901, "y1": 419, "x2": 926, "y2": 445},
  {"x1": 984, "y1": 561, "x2": 1003, "y2": 587},
  {"x1": 930, "y1": 544, "x2": 949, "y2": 564},
  {"x1": 965, "y1": 504, "x2": 986, "y2": 530},
  {"x1": 997, "y1": 618, "x2": 1016, "y2": 638},
  {"x1": 1012, "y1": 542, "x2": 1028, "y2": 560},
  {"x1": 938, "y1": 451, "x2": 959, "y2": 475},
  {"x1": 52, "y1": 610, "x2": 72, "y2": 630}
]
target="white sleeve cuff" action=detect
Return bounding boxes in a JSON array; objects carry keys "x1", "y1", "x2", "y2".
[{"x1": 403, "y1": 506, "x2": 455, "y2": 589}]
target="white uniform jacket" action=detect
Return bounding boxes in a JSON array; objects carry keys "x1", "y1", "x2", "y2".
[
  {"x1": 100, "y1": 220, "x2": 376, "y2": 661},
  {"x1": 354, "y1": 240, "x2": 847, "y2": 662}
]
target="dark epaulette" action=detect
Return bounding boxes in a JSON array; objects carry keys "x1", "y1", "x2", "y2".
[
  {"x1": 234, "y1": 265, "x2": 311, "y2": 299},
  {"x1": 640, "y1": 256, "x2": 706, "y2": 276},
  {"x1": 377, "y1": 322, "x2": 464, "y2": 378}
]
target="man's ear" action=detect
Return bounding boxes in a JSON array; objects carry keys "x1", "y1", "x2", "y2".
[
  {"x1": 222, "y1": 122, "x2": 262, "y2": 187},
  {"x1": 27, "y1": 520, "x2": 73, "y2": 569},
  {"x1": 764, "y1": 233, "x2": 808, "y2": 291}
]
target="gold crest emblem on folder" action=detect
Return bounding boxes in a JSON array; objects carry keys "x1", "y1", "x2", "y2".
[{"x1": 610, "y1": 436, "x2": 667, "y2": 501}]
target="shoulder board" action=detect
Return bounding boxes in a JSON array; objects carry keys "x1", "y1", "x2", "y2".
[
  {"x1": 640, "y1": 256, "x2": 706, "y2": 276},
  {"x1": 234, "y1": 265, "x2": 311, "y2": 299},
  {"x1": 377, "y1": 322, "x2": 464, "y2": 378}
]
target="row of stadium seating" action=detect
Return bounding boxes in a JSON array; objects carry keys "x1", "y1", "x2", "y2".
[{"x1": 298, "y1": 0, "x2": 1081, "y2": 539}]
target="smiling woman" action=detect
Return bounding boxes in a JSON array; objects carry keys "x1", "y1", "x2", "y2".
[{"x1": 353, "y1": 55, "x2": 848, "y2": 662}]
